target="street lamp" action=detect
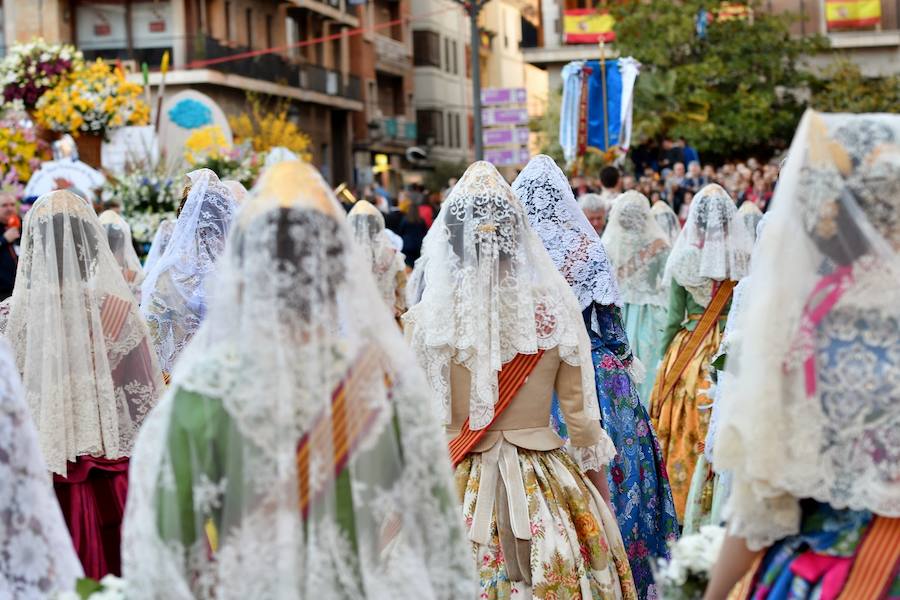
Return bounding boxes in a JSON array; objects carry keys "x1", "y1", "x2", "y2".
[{"x1": 457, "y1": 0, "x2": 488, "y2": 161}]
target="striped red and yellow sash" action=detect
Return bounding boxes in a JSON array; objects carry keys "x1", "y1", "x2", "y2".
[
  {"x1": 729, "y1": 517, "x2": 900, "y2": 600},
  {"x1": 448, "y1": 350, "x2": 545, "y2": 468},
  {"x1": 651, "y1": 280, "x2": 735, "y2": 419},
  {"x1": 296, "y1": 346, "x2": 385, "y2": 519},
  {"x1": 836, "y1": 516, "x2": 900, "y2": 600},
  {"x1": 100, "y1": 294, "x2": 133, "y2": 342}
]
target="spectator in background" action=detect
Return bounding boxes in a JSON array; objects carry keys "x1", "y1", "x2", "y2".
[
  {"x1": 397, "y1": 194, "x2": 428, "y2": 267},
  {"x1": 665, "y1": 162, "x2": 687, "y2": 215},
  {"x1": 682, "y1": 161, "x2": 708, "y2": 195},
  {"x1": 598, "y1": 165, "x2": 621, "y2": 203},
  {"x1": 742, "y1": 169, "x2": 774, "y2": 211},
  {"x1": 680, "y1": 137, "x2": 700, "y2": 166},
  {"x1": 678, "y1": 190, "x2": 694, "y2": 224},
  {"x1": 578, "y1": 193, "x2": 610, "y2": 235},
  {"x1": 0, "y1": 192, "x2": 19, "y2": 301},
  {"x1": 703, "y1": 164, "x2": 717, "y2": 182},
  {"x1": 622, "y1": 174, "x2": 637, "y2": 191},
  {"x1": 659, "y1": 139, "x2": 685, "y2": 171}
]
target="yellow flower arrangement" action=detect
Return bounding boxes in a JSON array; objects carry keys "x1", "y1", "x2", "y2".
[
  {"x1": 0, "y1": 120, "x2": 49, "y2": 184},
  {"x1": 229, "y1": 94, "x2": 312, "y2": 161},
  {"x1": 34, "y1": 59, "x2": 149, "y2": 138},
  {"x1": 184, "y1": 125, "x2": 232, "y2": 165}
]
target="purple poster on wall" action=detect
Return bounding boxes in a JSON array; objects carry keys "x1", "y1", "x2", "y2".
[
  {"x1": 483, "y1": 127, "x2": 530, "y2": 147},
  {"x1": 481, "y1": 87, "x2": 527, "y2": 106},
  {"x1": 484, "y1": 147, "x2": 530, "y2": 167},
  {"x1": 483, "y1": 108, "x2": 530, "y2": 127}
]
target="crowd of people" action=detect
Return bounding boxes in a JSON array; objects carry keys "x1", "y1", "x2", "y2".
[{"x1": 0, "y1": 109, "x2": 897, "y2": 600}]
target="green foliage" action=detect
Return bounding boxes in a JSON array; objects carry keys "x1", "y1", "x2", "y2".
[
  {"x1": 610, "y1": 0, "x2": 825, "y2": 156},
  {"x1": 810, "y1": 57, "x2": 900, "y2": 113}
]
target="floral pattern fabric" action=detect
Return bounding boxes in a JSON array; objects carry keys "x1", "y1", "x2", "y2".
[
  {"x1": 553, "y1": 304, "x2": 679, "y2": 599},
  {"x1": 455, "y1": 447, "x2": 637, "y2": 600}
]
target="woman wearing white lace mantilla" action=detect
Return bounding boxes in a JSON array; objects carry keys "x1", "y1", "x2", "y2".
[
  {"x1": 140, "y1": 169, "x2": 238, "y2": 376},
  {"x1": 0, "y1": 337, "x2": 83, "y2": 599},
  {"x1": 601, "y1": 190, "x2": 673, "y2": 406},
  {"x1": 706, "y1": 112, "x2": 900, "y2": 599},
  {"x1": 4, "y1": 190, "x2": 165, "y2": 579},
  {"x1": 347, "y1": 200, "x2": 407, "y2": 317},
  {"x1": 123, "y1": 161, "x2": 473, "y2": 600},
  {"x1": 651, "y1": 199, "x2": 680, "y2": 246},
  {"x1": 514, "y1": 156, "x2": 677, "y2": 600},
  {"x1": 649, "y1": 183, "x2": 751, "y2": 522},
  {"x1": 405, "y1": 161, "x2": 636, "y2": 600},
  {"x1": 99, "y1": 209, "x2": 145, "y2": 301}
]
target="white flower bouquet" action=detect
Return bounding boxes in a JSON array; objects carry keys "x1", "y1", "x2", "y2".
[
  {"x1": 0, "y1": 38, "x2": 83, "y2": 109},
  {"x1": 655, "y1": 525, "x2": 725, "y2": 600}
]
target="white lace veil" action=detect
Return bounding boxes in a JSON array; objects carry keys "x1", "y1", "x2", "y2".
[
  {"x1": 664, "y1": 184, "x2": 752, "y2": 305},
  {"x1": 123, "y1": 161, "x2": 474, "y2": 600},
  {"x1": 512, "y1": 155, "x2": 622, "y2": 316},
  {"x1": 738, "y1": 201, "x2": 763, "y2": 244},
  {"x1": 651, "y1": 200, "x2": 681, "y2": 246},
  {"x1": 142, "y1": 218, "x2": 175, "y2": 273},
  {"x1": 140, "y1": 169, "x2": 238, "y2": 373},
  {"x1": 403, "y1": 161, "x2": 599, "y2": 431},
  {"x1": 222, "y1": 180, "x2": 248, "y2": 204},
  {"x1": 347, "y1": 200, "x2": 407, "y2": 315},
  {"x1": 0, "y1": 337, "x2": 83, "y2": 598},
  {"x1": 98, "y1": 209, "x2": 145, "y2": 297},
  {"x1": 4, "y1": 190, "x2": 164, "y2": 475},
  {"x1": 601, "y1": 191, "x2": 672, "y2": 307},
  {"x1": 714, "y1": 111, "x2": 900, "y2": 550}
]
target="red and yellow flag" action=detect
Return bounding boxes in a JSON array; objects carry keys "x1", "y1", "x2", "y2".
[
  {"x1": 563, "y1": 9, "x2": 615, "y2": 44},
  {"x1": 826, "y1": 0, "x2": 882, "y2": 29},
  {"x1": 717, "y1": 2, "x2": 752, "y2": 22}
]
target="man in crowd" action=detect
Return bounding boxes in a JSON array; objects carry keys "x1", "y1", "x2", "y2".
[
  {"x1": 0, "y1": 193, "x2": 20, "y2": 301},
  {"x1": 598, "y1": 166, "x2": 621, "y2": 203},
  {"x1": 682, "y1": 161, "x2": 708, "y2": 195}
]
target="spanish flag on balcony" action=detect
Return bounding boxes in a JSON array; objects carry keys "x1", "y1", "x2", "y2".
[
  {"x1": 826, "y1": 0, "x2": 881, "y2": 29},
  {"x1": 563, "y1": 9, "x2": 615, "y2": 44},
  {"x1": 716, "y1": 2, "x2": 752, "y2": 22}
]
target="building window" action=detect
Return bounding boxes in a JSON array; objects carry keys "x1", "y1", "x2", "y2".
[
  {"x1": 449, "y1": 40, "x2": 457, "y2": 74},
  {"x1": 454, "y1": 113, "x2": 461, "y2": 149},
  {"x1": 465, "y1": 43, "x2": 471, "y2": 79},
  {"x1": 412, "y1": 30, "x2": 441, "y2": 67},
  {"x1": 74, "y1": 1, "x2": 174, "y2": 64},
  {"x1": 245, "y1": 8, "x2": 253, "y2": 48},
  {"x1": 444, "y1": 37, "x2": 451, "y2": 72},
  {"x1": 224, "y1": 1, "x2": 232, "y2": 41},
  {"x1": 417, "y1": 109, "x2": 444, "y2": 146},
  {"x1": 265, "y1": 14, "x2": 274, "y2": 49},
  {"x1": 446, "y1": 112, "x2": 453, "y2": 147}
]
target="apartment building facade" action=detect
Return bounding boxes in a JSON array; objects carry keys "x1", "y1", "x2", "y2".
[
  {"x1": 2, "y1": 0, "x2": 365, "y2": 184},
  {"x1": 522, "y1": 0, "x2": 900, "y2": 89}
]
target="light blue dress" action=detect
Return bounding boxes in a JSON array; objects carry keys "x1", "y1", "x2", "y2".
[{"x1": 622, "y1": 302, "x2": 668, "y2": 408}]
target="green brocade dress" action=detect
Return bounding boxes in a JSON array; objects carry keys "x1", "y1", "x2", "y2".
[{"x1": 156, "y1": 387, "x2": 363, "y2": 554}]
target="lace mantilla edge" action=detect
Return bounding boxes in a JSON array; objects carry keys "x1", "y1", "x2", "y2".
[{"x1": 565, "y1": 434, "x2": 617, "y2": 473}]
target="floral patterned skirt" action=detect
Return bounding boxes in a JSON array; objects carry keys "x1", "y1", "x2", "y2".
[
  {"x1": 650, "y1": 325, "x2": 721, "y2": 522},
  {"x1": 455, "y1": 446, "x2": 637, "y2": 600}
]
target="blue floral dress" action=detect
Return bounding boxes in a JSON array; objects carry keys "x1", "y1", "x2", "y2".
[{"x1": 553, "y1": 303, "x2": 680, "y2": 600}]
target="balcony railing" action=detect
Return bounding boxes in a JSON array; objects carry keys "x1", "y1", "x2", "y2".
[
  {"x1": 188, "y1": 35, "x2": 362, "y2": 101},
  {"x1": 374, "y1": 116, "x2": 417, "y2": 142},
  {"x1": 374, "y1": 34, "x2": 411, "y2": 70},
  {"x1": 767, "y1": 0, "x2": 899, "y2": 39}
]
